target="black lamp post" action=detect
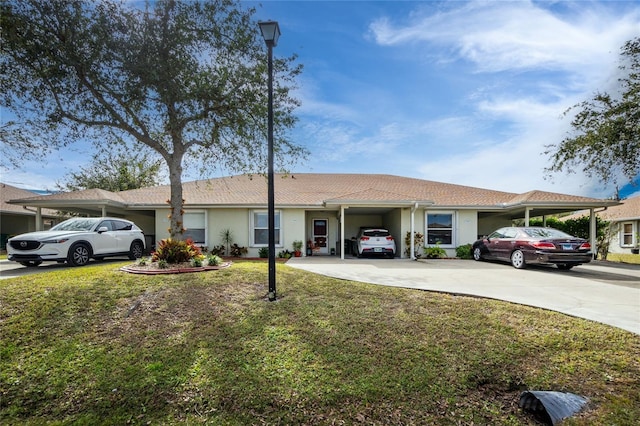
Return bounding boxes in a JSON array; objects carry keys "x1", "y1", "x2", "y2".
[{"x1": 259, "y1": 20, "x2": 280, "y2": 301}]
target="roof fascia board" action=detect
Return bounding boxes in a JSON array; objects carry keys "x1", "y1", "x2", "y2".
[{"x1": 324, "y1": 200, "x2": 434, "y2": 207}]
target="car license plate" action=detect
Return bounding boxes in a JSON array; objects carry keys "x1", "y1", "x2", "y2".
[
  {"x1": 374, "y1": 247, "x2": 382, "y2": 252},
  {"x1": 561, "y1": 244, "x2": 572, "y2": 250}
]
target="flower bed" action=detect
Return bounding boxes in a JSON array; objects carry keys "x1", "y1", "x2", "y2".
[{"x1": 120, "y1": 261, "x2": 232, "y2": 275}]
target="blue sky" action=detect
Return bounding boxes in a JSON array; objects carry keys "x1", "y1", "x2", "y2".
[{"x1": 3, "y1": 0, "x2": 640, "y2": 199}]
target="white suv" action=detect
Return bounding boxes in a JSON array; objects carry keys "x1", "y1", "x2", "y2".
[{"x1": 7, "y1": 217, "x2": 145, "y2": 267}]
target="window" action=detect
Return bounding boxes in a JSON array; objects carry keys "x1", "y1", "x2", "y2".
[
  {"x1": 621, "y1": 223, "x2": 634, "y2": 247},
  {"x1": 426, "y1": 212, "x2": 454, "y2": 246},
  {"x1": 111, "y1": 220, "x2": 132, "y2": 231},
  {"x1": 251, "y1": 210, "x2": 281, "y2": 246},
  {"x1": 183, "y1": 211, "x2": 206, "y2": 245}
]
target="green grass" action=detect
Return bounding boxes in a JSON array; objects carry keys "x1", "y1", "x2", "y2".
[
  {"x1": 606, "y1": 253, "x2": 640, "y2": 265},
  {"x1": 1, "y1": 261, "x2": 639, "y2": 425}
]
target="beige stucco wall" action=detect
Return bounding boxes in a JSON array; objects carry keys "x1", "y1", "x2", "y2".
[
  {"x1": 345, "y1": 214, "x2": 382, "y2": 239},
  {"x1": 478, "y1": 215, "x2": 511, "y2": 238},
  {"x1": 155, "y1": 208, "x2": 309, "y2": 257},
  {"x1": 383, "y1": 208, "x2": 403, "y2": 258},
  {"x1": 283, "y1": 209, "x2": 306, "y2": 255},
  {"x1": 149, "y1": 206, "x2": 492, "y2": 259},
  {"x1": 456, "y1": 210, "x2": 478, "y2": 246}
]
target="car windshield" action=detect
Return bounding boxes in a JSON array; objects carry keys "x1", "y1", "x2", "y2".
[
  {"x1": 523, "y1": 227, "x2": 572, "y2": 239},
  {"x1": 50, "y1": 218, "x2": 99, "y2": 232}
]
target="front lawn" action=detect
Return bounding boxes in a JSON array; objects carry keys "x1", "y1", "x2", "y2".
[{"x1": 1, "y1": 261, "x2": 638, "y2": 425}]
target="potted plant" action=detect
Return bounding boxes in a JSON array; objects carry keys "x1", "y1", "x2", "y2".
[{"x1": 292, "y1": 240, "x2": 303, "y2": 257}]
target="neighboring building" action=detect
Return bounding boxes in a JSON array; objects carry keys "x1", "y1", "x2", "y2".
[
  {"x1": 6, "y1": 174, "x2": 619, "y2": 258},
  {"x1": 0, "y1": 183, "x2": 61, "y2": 250},
  {"x1": 564, "y1": 195, "x2": 640, "y2": 255}
]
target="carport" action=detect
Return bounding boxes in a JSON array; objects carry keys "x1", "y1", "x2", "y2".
[
  {"x1": 324, "y1": 191, "x2": 434, "y2": 260},
  {"x1": 476, "y1": 195, "x2": 612, "y2": 258}
]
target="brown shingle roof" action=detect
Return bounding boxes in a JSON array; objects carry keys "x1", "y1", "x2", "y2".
[
  {"x1": 117, "y1": 174, "x2": 516, "y2": 207},
  {"x1": 7, "y1": 174, "x2": 616, "y2": 210},
  {"x1": 564, "y1": 195, "x2": 640, "y2": 221},
  {"x1": 1, "y1": 183, "x2": 59, "y2": 216},
  {"x1": 505, "y1": 190, "x2": 607, "y2": 205}
]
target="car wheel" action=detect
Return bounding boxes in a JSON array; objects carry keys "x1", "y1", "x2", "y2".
[
  {"x1": 510, "y1": 249, "x2": 526, "y2": 269},
  {"x1": 68, "y1": 243, "x2": 91, "y2": 267},
  {"x1": 128, "y1": 240, "x2": 144, "y2": 260},
  {"x1": 473, "y1": 247, "x2": 483, "y2": 261},
  {"x1": 557, "y1": 264, "x2": 574, "y2": 270},
  {"x1": 20, "y1": 260, "x2": 42, "y2": 267}
]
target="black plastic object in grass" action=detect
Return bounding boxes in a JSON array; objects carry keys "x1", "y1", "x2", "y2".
[{"x1": 519, "y1": 390, "x2": 589, "y2": 425}]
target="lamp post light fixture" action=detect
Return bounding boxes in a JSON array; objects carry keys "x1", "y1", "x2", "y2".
[{"x1": 259, "y1": 20, "x2": 280, "y2": 301}]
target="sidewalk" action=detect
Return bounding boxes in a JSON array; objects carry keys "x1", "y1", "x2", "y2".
[{"x1": 287, "y1": 257, "x2": 640, "y2": 335}]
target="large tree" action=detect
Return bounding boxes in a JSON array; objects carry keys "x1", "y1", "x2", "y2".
[
  {"x1": 546, "y1": 37, "x2": 639, "y2": 188},
  {"x1": 0, "y1": 0, "x2": 305, "y2": 238}
]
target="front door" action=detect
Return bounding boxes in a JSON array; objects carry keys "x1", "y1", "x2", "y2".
[{"x1": 313, "y1": 219, "x2": 329, "y2": 254}]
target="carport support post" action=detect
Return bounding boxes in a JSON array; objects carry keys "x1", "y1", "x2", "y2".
[
  {"x1": 590, "y1": 209, "x2": 597, "y2": 259},
  {"x1": 524, "y1": 208, "x2": 530, "y2": 226},
  {"x1": 340, "y1": 205, "x2": 345, "y2": 260},
  {"x1": 410, "y1": 203, "x2": 417, "y2": 260},
  {"x1": 36, "y1": 207, "x2": 42, "y2": 231}
]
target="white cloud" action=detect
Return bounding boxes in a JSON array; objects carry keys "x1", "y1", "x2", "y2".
[
  {"x1": 359, "y1": 0, "x2": 640, "y2": 197},
  {"x1": 370, "y1": 1, "x2": 639, "y2": 78}
]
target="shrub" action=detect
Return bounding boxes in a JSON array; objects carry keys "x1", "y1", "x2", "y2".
[
  {"x1": 206, "y1": 254, "x2": 223, "y2": 266},
  {"x1": 152, "y1": 238, "x2": 202, "y2": 264},
  {"x1": 456, "y1": 244, "x2": 473, "y2": 259},
  {"x1": 230, "y1": 243, "x2": 248, "y2": 257},
  {"x1": 278, "y1": 250, "x2": 292, "y2": 259},
  {"x1": 191, "y1": 257, "x2": 203, "y2": 267},
  {"x1": 209, "y1": 245, "x2": 225, "y2": 256},
  {"x1": 424, "y1": 243, "x2": 446, "y2": 259},
  {"x1": 258, "y1": 247, "x2": 269, "y2": 258},
  {"x1": 404, "y1": 231, "x2": 424, "y2": 258}
]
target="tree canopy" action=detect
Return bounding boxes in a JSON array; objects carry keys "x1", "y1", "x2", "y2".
[
  {"x1": 57, "y1": 145, "x2": 163, "y2": 193},
  {"x1": 545, "y1": 37, "x2": 639, "y2": 190},
  {"x1": 1, "y1": 0, "x2": 306, "y2": 238}
]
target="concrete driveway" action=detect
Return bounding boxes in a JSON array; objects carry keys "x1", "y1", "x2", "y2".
[{"x1": 287, "y1": 257, "x2": 640, "y2": 335}]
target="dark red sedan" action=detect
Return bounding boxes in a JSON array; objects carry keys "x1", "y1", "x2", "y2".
[{"x1": 471, "y1": 227, "x2": 592, "y2": 270}]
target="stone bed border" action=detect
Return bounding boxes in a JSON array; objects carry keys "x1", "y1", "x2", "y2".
[{"x1": 120, "y1": 261, "x2": 233, "y2": 275}]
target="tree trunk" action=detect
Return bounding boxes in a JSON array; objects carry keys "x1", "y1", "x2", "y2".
[{"x1": 167, "y1": 153, "x2": 185, "y2": 240}]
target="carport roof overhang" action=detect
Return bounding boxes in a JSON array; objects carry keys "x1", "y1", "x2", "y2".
[
  {"x1": 7, "y1": 199, "x2": 154, "y2": 217},
  {"x1": 478, "y1": 200, "x2": 621, "y2": 220},
  {"x1": 324, "y1": 199, "x2": 435, "y2": 214}
]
